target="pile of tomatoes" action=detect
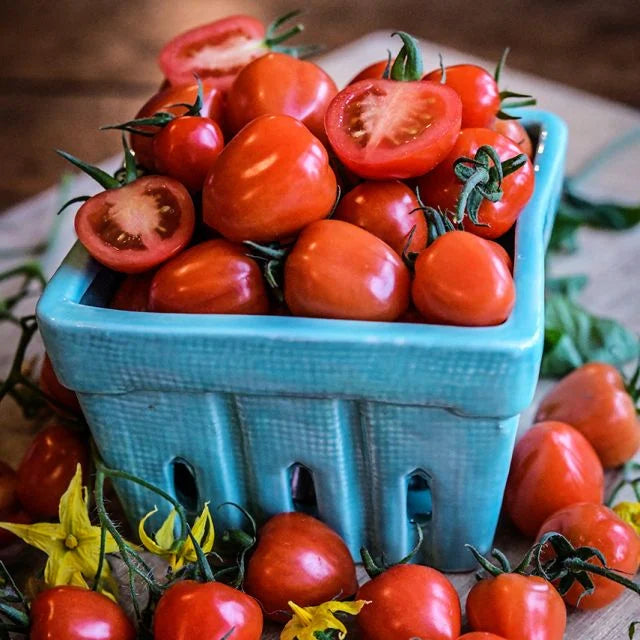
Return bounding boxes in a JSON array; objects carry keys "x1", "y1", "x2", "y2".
[{"x1": 61, "y1": 13, "x2": 537, "y2": 328}]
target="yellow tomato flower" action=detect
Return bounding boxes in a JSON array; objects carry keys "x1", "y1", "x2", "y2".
[
  {"x1": 138, "y1": 502, "x2": 214, "y2": 570},
  {"x1": 281, "y1": 599, "x2": 369, "y2": 640},
  {"x1": 613, "y1": 501, "x2": 640, "y2": 535},
  {"x1": 0, "y1": 464, "x2": 118, "y2": 595}
]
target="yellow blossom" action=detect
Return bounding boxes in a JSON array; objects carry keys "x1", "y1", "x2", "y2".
[
  {"x1": 138, "y1": 502, "x2": 214, "y2": 570},
  {"x1": 0, "y1": 464, "x2": 118, "y2": 596},
  {"x1": 613, "y1": 501, "x2": 640, "y2": 535},
  {"x1": 281, "y1": 599, "x2": 369, "y2": 640}
]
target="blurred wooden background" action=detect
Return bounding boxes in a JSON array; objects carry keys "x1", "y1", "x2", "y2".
[{"x1": 1, "y1": 0, "x2": 639, "y2": 211}]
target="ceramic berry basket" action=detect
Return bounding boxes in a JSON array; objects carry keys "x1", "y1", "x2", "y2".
[{"x1": 37, "y1": 110, "x2": 567, "y2": 571}]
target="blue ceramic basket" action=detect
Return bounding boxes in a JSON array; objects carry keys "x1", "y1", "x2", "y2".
[{"x1": 37, "y1": 110, "x2": 567, "y2": 572}]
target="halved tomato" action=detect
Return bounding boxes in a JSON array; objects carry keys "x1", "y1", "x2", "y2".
[
  {"x1": 325, "y1": 79, "x2": 462, "y2": 179},
  {"x1": 75, "y1": 176, "x2": 195, "y2": 273}
]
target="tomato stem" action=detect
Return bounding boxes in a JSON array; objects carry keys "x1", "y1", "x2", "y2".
[
  {"x1": 389, "y1": 32, "x2": 423, "y2": 81},
  {"x1": 56, "y1": 150, "x2": 121, "y2": 190},
  {"x1": 0, "y1": 602, "x2": 29, "y2": 630},
  {"x1": 265, "y1": 10, "x2": 322, "y2": 58}
]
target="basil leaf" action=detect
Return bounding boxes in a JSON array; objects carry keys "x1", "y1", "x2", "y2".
[{"x1": 545, "y1": 274, "x2": 588, "y2": 299}]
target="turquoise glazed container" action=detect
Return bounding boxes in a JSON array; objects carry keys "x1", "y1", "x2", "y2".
[{"x1": 37, "y1": 110, "x2": 567, "y2": 571}]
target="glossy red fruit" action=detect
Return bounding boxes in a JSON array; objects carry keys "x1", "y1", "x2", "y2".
[
  {"x1": 348, "y1": 59, "x2": 388, "y2": 84},
  {"x1": 109, "y1": 272, "x2": 154, "y2": 312},
  {"x1": 357, "y1": 564, "x2": 461, "y2": 640},
  {"x1": 40, "y1": 353, "x2": 81, "y2": 414},
  {"x1": 30, "y1": 586, "x2": 135, "y2": 640},
  {"x1": 494, "y1": 119, "x2": 534, "y2": 158},
  {"x1": 458, "y1": 634, "x2": 509, "y2": 640},
  {"x1": 334, "y1": 181, "x2": 427, "y2": 256},
  {"x1": 16, "y1": 425, "x2": 89, "y2": 519},
  {"x1": 244, "y1": 512, "x2": 358, "y2": 622},
  {"x1": 149, "y1": 239, "x2": 269, "y2": 314},
  {"x1": 153, "y1": 580, "x2": 263, "y2": 640}
]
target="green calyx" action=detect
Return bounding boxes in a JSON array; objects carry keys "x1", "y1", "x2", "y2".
[
  {"x1": 216, "y1": 502, "x2": 258, "y2": 588},
  {"x1": 360, "y1": 522, "x2": 424, "y2": 579},
  {"x1": 243, "y1": 241, "x2": 289, "y2": 302},
  {"x1": 265, "y1": 10, "x2": 322, "y2": 58},
  {"x1": 453, "y1": 144, "x2": 528, "y2": 226},
  {"x1": 466, "y1": 543, "x2": 536, "y2": 579},
  {"x1": 389, "y1": 31, "x2": 423, "y2": 81},
  {"x1": 493, "y1": 47, "x2": 536, "y2": 120}
]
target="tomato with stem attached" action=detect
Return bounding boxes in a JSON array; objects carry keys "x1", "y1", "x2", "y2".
[
  {"x1": 40, "y1": 353, "x2": 81, "y2": 414},
  {"x1": 504, "y1": 421, "x2": 604, "y2": 537},
  {"x1": 203, "y1": 114, "x2": 337, "y2": 242}
]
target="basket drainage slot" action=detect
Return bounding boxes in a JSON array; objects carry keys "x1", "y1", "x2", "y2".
[
  {"x1": 171, "y1": 458, "x2": 199, "y2": 515},
  {"x1": 407, "y1": 470, "x2": 432, "y2": 527},
  {"x1": 289, "y1": 463, "x2": 318, "y2": 517}
]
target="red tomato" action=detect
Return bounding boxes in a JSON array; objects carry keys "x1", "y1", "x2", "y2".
[
  {"x1": 348, "y1": 59, "x2": 388, "y2": 85},
  {"x1": 504, "y1": 421, "x2": 604, "y2": 537},
  {"x1": 284, "y1": 219, "x2": 410, "y2": 321},
  {"x1": 458, "y1": 634, "x2": 508, "y2": 640},
  {"x1": 149, "y1": 239, "x2": 269, "y2": 314},
  {"x1": 203, "y1": 115, "x2": 337, "y2": 242},
  {"x1": 411, "y1": 230, "x2": 515, "y2": 326},
  {"x1": 494, "y1": 119, "x2": 534, "y2": 158},
  {"x1": 536, "y1": 362, "x2": 640, "y2": 468},
  {"x1": 333, "y1": 180, "x2": 427, "y2": 256},
  {"x1": 244, "y1": 512, "x2": 357, "y2": 622},
  {"x1": 466, "y1": 573, "x2": 566, "y2": 640},
  {"x1": 357, "y1": 564, "x2": 461, "y2": 640},
  {"x1": 153, "y1": 580, "x2": 263, "y2": 640},
  {"x1": 227, "y1": 52, "x2": 338, "y2": 144},
  {"x1": 40, "y1": 353, "x2": 81, "y2": 414},
  {"x1": 538, "y1": 503, "x2": 640, "y2": 609},
  {"x1": 417, "y1": 128, "x2": 534, "y2": 239},
  {"x1": 109, "y1": 272, "x2": 154, "y2": 312},
  {"x1": 16, "y1": 425, "x2": 89, "y2": 519},
  {"x1": 0, "y1": 461, "x2": 17, "y2": 516},
  {"x1": 130, "y1": 80, "x2": 225, "y2": 170},
  {"x1": 424, "y1": 65, "x2": 500, "y2": 128},
  {"x1": 153, "y1": 116, "x2": 224, "y2": 191},
  {"x1": 75, "y1": 176, "x2": 195, "y2": 274},
  {"x1": 0, "y1": 510, "x2": 31, "y2": 549},
  {"x1": 30, "y1": 586, "x2": 135, "y2": 640},
  {"x1": 158, "y1": 15, "x2": 267, "y2": 89},
  {"x1": 325, "y1": 79, "x2": 462, "y2": 179}
]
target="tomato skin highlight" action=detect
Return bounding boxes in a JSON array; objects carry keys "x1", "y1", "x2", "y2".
[
  {"x1": 30, "y1": 586, "x2": 135, "y2": 640},
  {"x1": 16, "y1": 424, "x2": 89, "y2": 519},
  {"x1": 75, "y1": 176, "x2": 195, "y2": 274},
  {"x1": 411, "y1": 230, "x2": 515, "y2": 326},
  {"x1": 244, "y1": 512, "x2": 358, "y2": 622},
  {"x1": 284, "y1": 219, "x2": 410, "y2": 321},
  {"x1": 494, "y1": 119, "x2": 534, "y2": 158},
  {"x1": 40, "y1": 353, "x2": 81, "y2": 414},
  {"x1": 535, "y1": 362, "x2": 640, "y2": 468},
  {"x1": 158, "y1": 15, "x2": 267, "y2": 89},
  {"x1": 149, "y1": 239, "x2": 269, "y2": 314},
  {"x1": 348, "y1": 59, "x2": 388, "y2": 85},
  {"x1": 334, "y1": 180, "x2": 427, "y2": 256},
  {"x1": 153, "y1": 116, "x2": 224, "y2": 192},
  {"x1": 203, "y1": 115, "x2": 337, "y2": 242},
  {"x1": 424, "y1": 64, "x2": 501, "y2": 128},
  {"x1": 109, "y1": 272, "x2": 154, "y2": 311},
  {"x1": 227, "y1": 52, "x2": 338, "y2": 144},
  {"x1": 504, "y1": 421, "x2": 604, "y2": 537},
  {"x1": 153, "y1": 579, "x2": 263, "y2": 640},
  {"x1": 356, "y1": 564, "x2": 461, "y2": 640},
  {"x1": 417, "y1": 128, "x2": 534, "y2": 239},
  {"x1": 325, "y1": 79, "x2": 462, "y2": 180},
  {"x1": 538, "y1": 502, "x2": 640, "y2": 609},
  {"x1": 466, "y1": 573, "x2": 566, "y2": 640}
]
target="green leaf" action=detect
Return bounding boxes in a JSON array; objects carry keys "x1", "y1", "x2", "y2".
[
  {"x1": 545, "y1": 274, "x2": 588, "y2": 299},
  {"x1": 541, "y1": 294, "x2": 639, "y2": 378}
]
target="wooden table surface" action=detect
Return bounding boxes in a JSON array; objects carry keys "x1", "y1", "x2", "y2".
[{"x1": 1, "y1": 19, "x2": 640, "y2": 640}]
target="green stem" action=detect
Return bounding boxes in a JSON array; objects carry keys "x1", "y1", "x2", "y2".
[
  {"x1": 565, "y1": 558, "x2": 640, "y2": 595},
  {"x1": 0, "y1": 602, "x2": 29, "y2": 629},
  {"x1": 360, "y1": 546, "x2": 384, "y2": 579},
  {"x1": 465, "y1": 544, "x2": 504, "y2": 577},
  {"x1": 390, "y1": 32, "x2": 423, "y2": 81}
]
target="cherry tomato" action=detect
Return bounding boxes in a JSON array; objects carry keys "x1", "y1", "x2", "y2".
[
  {"x1": 0, "y1": 510, "x2": 31, "y2": 549},
  {"x1": 417, "y1": 128, "x2": 534, "y2": 239},
  {"x1": 244, "y1": 512, "x2": 357, "y2": 622},
  {"x1": 466, "y1": 573, "x2": 566, "y2": 640},
  {"x1": 227, "y1": 52, "x2": 338, "y2": 144},
  {"x1": 325, "y1": 79, "x2": 462, "y2": 179},
  {"x1": 40, "y1": 353, "x2": 81, "y2": 414},
  {"x1": 356, "y1": 564, "x2": 461, "y2": 640},
  {"x1": 0, "y1": 461, "x2": 18, "y2": 517},
  {"x1": 494, "y1": 119, "x2": 534, "y2": 158},
  {"x1": 504, "y1": 421, "x2": 604, "y2": 537},
  {"x1": 153, "y1": 116, "x2": 224, "y2": 191},
  {"x1": 538, "y1": 502, "x2": 640, "y2": 609},
  {"x1": 158, "y1": 15, "x2": 267, "y2": 89},
  {"x1": 284, "y1": 219, "x2": 410, "y2": 321},
  {"x1": 333, "y1": 181, "x2": 427, "y2": 256},
  {"x1": 75, "y1": 176, "x2": 195, "y2": 274},
  {"x1": 203, "y1": 115, "x2": 337, "y2": 242},
  {"x1": 458, "y1": 634, "x2": 508, "y2": 640},
  {"x1": 535, "y1": 362, "x2": 640, "y2": 468},
  {"x1": 130, "y1": 80, "x2": 225, "y2": 170},
  {"x1": 16, "y1": 424, "x2": 89, "y2": 519},
  {"x1": 149, "y1": 239, "x2": 269, "y2": 314},
  {"x1": 424, "y1": 65, "x2": 500, "y2": 128},
  {"x1": 30, "y1": 586, "x2": 135, "y2": 640},
  {"x1": 153, "y1": 579, "x2": 263, "y2": 640},
  {"x1": 348, "y1": 59, "x2": 388, "y2": 84},
  {"x1": 411, "y1": 230, "x2": 515, "y2": 326},
  {"x1": 109, "y1": 272, "x2": 154, "y2": 312}
]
